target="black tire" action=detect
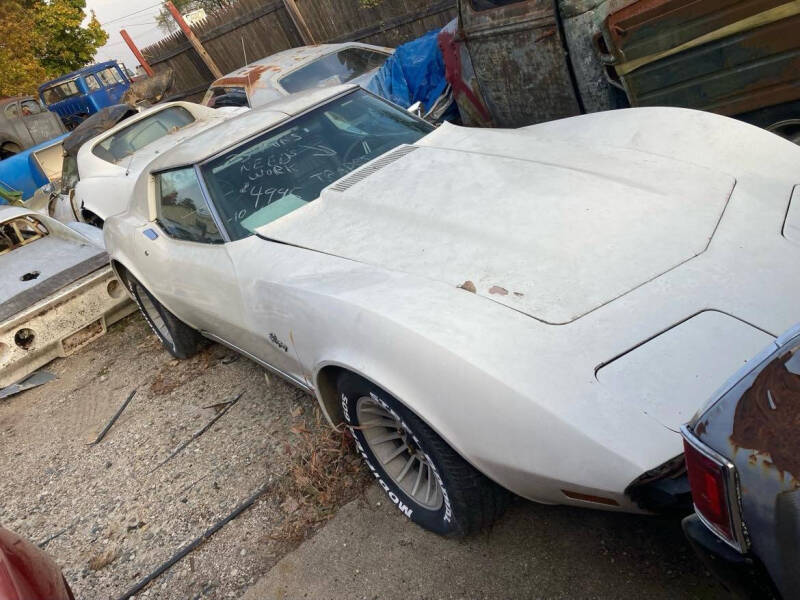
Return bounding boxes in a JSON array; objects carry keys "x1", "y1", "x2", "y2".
[
  {"x1": 126, "y1": 274, "x2": 204, "y2": 359},
  {"x1": 338, "y1": 371, "x2": 510, "y2": 537}
]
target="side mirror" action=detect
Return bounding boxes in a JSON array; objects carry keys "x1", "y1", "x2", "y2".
[{"x1": 407, "y1": 101, "x2": 423, "y2": 117}]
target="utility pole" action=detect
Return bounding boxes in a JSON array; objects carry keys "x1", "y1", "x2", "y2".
[
  {"x1": 166, "y1": 1, "x2": 223, "y2": 79},
  {"x1": 120, "y1": 30, "x2": 155, "y2": 77},
  {"x1": 282, "y1": 0, "x2": 316, "y2": 45}
]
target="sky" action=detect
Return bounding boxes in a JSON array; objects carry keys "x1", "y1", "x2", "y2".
[{"x1": 86, "y1": 0, "x2": 169, "y2": 71}]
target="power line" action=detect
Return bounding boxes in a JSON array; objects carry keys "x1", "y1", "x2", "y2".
[{"x1": 100, "y1": 2, "x2": 164, "y2": 26}]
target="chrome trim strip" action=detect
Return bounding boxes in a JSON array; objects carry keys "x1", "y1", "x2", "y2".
[
  {"x1": 681, "y1": 424, "x2": 749, "y2": 553},
  {"x1": 200, "y1": 330, "x2": 313, "y2": 393},
  {"x1": 194, "y1": 163, "x2": 231, "y2": 243}
]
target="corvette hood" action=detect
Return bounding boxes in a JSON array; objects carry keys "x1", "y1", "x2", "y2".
[{"x1": 259, "y1": 124, "x2": 735, "y2": 324}]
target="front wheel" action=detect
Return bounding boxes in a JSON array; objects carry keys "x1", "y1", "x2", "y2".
[
  {"x1": 338, "y1": 372, "x2": 510, "y2": 537},
  {"x1": 126, "y1": 274, "x2": 204, "y2": 359}
]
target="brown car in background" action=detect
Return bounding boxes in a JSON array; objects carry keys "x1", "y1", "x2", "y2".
[{"x1": 0, "y1": 96, "x2": 66, "y2": 159}]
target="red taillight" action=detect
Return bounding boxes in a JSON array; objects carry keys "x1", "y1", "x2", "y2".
[{"x1": 683, "y1": 437, "x2": 734, "y2": 543}]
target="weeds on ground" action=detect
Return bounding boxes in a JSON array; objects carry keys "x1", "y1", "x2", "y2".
[{"x1": 271, "y1": 403, "x2": 369, "y2": 543}]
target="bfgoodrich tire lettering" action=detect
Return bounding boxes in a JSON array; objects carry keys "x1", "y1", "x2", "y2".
[
  {"x1": 337, "y1": 371, "x2": 510, "y2": 537},
  {"x1": 126, "y1": 275, "x2": 204, "y2": 359}
]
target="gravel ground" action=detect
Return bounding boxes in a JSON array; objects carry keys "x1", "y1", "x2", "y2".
[{"x1": 0, "y1": 314, "x2": 368, "y2": 599}]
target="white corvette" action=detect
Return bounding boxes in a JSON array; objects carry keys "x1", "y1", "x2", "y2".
[{"x1": 104, "y1": 84, "x2": 800, "y2": 536}]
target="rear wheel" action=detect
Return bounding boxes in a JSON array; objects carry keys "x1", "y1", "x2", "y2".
[
  {"x1": 126, "y1": 274, "x2": 204, "y2": 359},
  {"x1": 338, "y1": 371, "x2": 510, "y2": 537}
]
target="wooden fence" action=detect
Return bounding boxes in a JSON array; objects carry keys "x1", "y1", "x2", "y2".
[{"x1": 141, "y1": 0, "x2": 457, "y2": 101}]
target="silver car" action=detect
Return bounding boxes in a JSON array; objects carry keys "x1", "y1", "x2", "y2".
[
  {"x1": 104, "y1": 84, "x2": 800, "y2": 536},
  {"x1": 201, "y1": 43, "x2": 392, "y2": 109}
]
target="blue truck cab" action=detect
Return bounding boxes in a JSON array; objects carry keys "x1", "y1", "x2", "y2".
[{"x1": 38, "y1": 61, "x2": 130, "y2": 130}]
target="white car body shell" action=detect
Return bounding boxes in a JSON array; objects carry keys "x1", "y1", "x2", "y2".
[
  {"x1": 201, "y1": 43, "x2": 393, "y2": 109},
  {"x1": 0, "y1": 206, "x2": 134, "y2": 387},
  {"x1": 64, "y1": 102, "x2": 239, "y2": 224},
  {"x1": 104, "y1": 85, "x2": 800, "y2": 513}
]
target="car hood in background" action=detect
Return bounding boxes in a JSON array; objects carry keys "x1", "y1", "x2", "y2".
[{"x1": 259, "y1": 123, "x2": 735, "y2": 324}]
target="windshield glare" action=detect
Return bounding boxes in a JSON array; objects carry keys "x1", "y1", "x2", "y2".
[
  {"x1": 279, "y1": 48, "x2": 389, "y2": 94},
  {"x1": 200, "y1": 90, "x2": 433, "y2": 241}
]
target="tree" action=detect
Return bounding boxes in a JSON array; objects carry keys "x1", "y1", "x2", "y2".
[
  {"x1": 156, "y1": 0, "x2": 234, "y2": 33},
  {"x1": 0, "y1": 2, "x2": 46, "y2": 97},
  {"x1": 35, "y1": 0, "x2": 108, "y2": 76},
  {"x1": 0, "y1": 0, "x2": 108, "y2": 97}
]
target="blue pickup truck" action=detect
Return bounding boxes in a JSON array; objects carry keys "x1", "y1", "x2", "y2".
[{"x1": 39, "y1": 61, "x2": 131, "y2": 130}]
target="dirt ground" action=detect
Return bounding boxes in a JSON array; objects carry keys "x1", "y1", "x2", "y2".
[{"x1": 0, "y1": 313, "x2": 368, "y2": 599}]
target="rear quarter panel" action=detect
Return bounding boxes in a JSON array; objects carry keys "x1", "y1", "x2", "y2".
[{"x1": 690, "y1": 327, "x2": 800, "y2": 597}]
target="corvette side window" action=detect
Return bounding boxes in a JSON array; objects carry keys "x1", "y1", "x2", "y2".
[{"x1": 155, "y1": 168, "x2": 224, "y2": 244}]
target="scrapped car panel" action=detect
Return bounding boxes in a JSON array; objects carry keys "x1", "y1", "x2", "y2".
[
  {"x1": 0, "y1": 134, "x2": 68, "y2": 205},
  {"x1": 684, "y1": 323, "x2": 800, "y2": 598},
  {"x1": 0, "y1": 206, "x2": 134, "y2": 388}
]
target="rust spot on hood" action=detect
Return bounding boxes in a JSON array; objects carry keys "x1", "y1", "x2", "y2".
[
  {"x1": 459, "y1": 280, "x2": 476, "y2": 293},
  {"x1": 489, "y1": 286, "x2": 508, "y2": 296},
  {"x1": 731, "y1": 351, "x2": 800, "y2": 480},
  {"x1": 211, "y1": 64, "x2": 273, "y2": 90}
]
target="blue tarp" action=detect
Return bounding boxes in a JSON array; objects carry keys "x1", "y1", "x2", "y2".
[{"x1": 366, "y1": 28, "x2": 450, "y2": 117}]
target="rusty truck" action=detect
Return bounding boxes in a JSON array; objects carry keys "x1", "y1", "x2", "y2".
[{"x1": 441, "y1": 0, "x2": 800, "y2": 142}]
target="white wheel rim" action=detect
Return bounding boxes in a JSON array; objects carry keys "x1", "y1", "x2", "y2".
[{"x1": 356, "y1": 396, "x2": 443, "y2": 510}]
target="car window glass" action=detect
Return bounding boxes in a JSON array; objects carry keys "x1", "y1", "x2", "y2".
[
  {"x1": 470, "y1": 0, "x2": 526, "y2": 9},
  {"x1": 3, "y1": 103, "x2": 19, "y2": 118},
  {"x1": 41, "y1": 80, "x2": 80, "y2": 104},
  {"x1": 201, "y1": 89, "x2": 433, "y2": 240},
  {"x1": 97, "y1": 67, "x2": 123, "y2": 87},
  {"x1": 92, "y1": 106, "x2": 195, "y2": 163},
  {"x1": 85, "y1": 75, "x2": 101, "y2": 91},
  {"x1": 156, "y1": 168, "x2": 224, "y2": 244},
  {"x1": 279, "y1": 48, "x2": 389, "y2": 93},
  {"x1": 20, "y1": 100, "x2": 41, "y2": 116}
]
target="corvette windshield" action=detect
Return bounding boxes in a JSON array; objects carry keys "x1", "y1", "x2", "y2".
[{"x1": 200, "y1": 89, "x2": 433, "y2": 240}]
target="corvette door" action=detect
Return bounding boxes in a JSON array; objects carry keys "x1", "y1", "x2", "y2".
[{"x1": 132, "y1": 167, "x2": 249, "y2": 347}]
